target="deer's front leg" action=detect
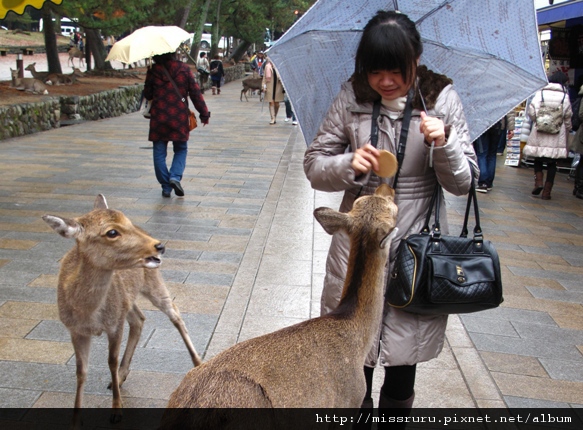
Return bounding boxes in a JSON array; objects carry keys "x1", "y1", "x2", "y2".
[
  {"x1": 70, "y1": 332, "x2": 91, "y2": 409},
  {"x1": 107, "y1": 326, "x2": 124, "y2": 423}
]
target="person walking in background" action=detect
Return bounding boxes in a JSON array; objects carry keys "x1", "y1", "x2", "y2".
[
  {"x1": 524, "y1": 71, "x2": 572, "y2": 200},
  {"x1": 284, "y1": 93, "x2": 298, "y2": 125},
  {"x1": 144, "y1": 52, "x2": 210, "y2": 198},
  {"x1": 262, "y1": 57, "x2": 284, "y2": 125},
  {"x1": 209, "y1": 54, "x2": 224, "y2": 95},
  {"x1": 251, "y1": 51, "x2": 265, "y2": 77},
  {"x1": 474, "y1": 112, "x2": 515, "y2": 193},
  {"x1": 304, "y1": 11, "x2": 477, "y2": 425},
  {"x1": 196, "y1": 51, "x2": 210, "y2": 94},
  {"x1": 569, "y1": 83, "x2": 583, "y2": 199}
]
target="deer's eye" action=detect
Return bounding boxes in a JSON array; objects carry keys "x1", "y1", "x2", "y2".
[{"x1": 106, "y1": 229, "x2": 119, "y2": 238}]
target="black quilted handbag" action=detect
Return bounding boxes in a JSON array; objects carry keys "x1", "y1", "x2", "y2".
[{"x1": 387, "y1": 177, "x2": 503, "y2": 315}]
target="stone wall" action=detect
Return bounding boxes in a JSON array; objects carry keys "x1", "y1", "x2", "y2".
[{"x1": 0, "y1": 64, "x2": 246, "y2": 141}]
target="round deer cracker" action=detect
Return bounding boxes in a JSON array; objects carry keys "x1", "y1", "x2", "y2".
[{"x1": 376, "y1": 150, "x2": 398, "y2": 178}]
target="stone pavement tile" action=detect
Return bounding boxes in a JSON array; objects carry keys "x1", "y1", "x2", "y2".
[
  {"x1": 0, "y1": 387, "x2": 41, "y2": 408},
  {"x1": 0, "y1": 269, "x2": 41, "y2": 286},
  {"x1": 120, "y1": 370, "x2": 185, "y2": 402},
  {"x1": 167, "y1": 284, "x2": 229, "y2": 315},
  {"x1": 33, "y1": 391, "x2": 110, "y2": 408},
  {"x1": 512, "y1": 320, "x2": 583, "y2": 344},
  {"x1": 469, "y1": 332, "x2": 582, "y2": 361},
  {"x1": 0, "y1": 338, "x2": 73, "y2": 364},
  {"x1": 539, "y1": 358, "x2": 583, "y2": 382},
  {"x1": 245, "y1": 285, "x2": 311, "y2": 319},
  {"x1": 0, "y1": 318, "x2": 39, "y2": 339},
  {"x1": 253, "y1": 256, "x2": 312, "y2": 288},
  {"x1": 527, "y1": 286, "x2": 583, "y2": 304},
  {"x1": 498, "y1": 248, "x2": 569, "y2": 266},
  {"x1": 0, "y1": 301, "x2": 58, "y2": 320},
  {"x1": 504, "y1": 395, "x2": 572, "y2": 408},
  {"x1": 26, "y1": 320, "x2": 70, "y2": 343},
  {"x1": 0, "y1": 285, "x2": 56, "y2": 303},
  {"x1": 480, "y1": 351, "x2": 549, "y2": 377},
  {"x1": 0, "y1": 239, "x2": 38, "y2": 250},
  {"x1": 460, "y1": 315, "x2": 520, "y2": 337},
  {"x1": 70, "y1": 343, "x2": 195, "y2": 375},
  {"x1": 560, "y1": 280, "x2": 583, "y2": 293},
  {"x1": 502, "y1": 295, "x2": 583, "y2": 330},
  {"x1": 492, "y1": 372, "x2": 583, "y2": 405}
]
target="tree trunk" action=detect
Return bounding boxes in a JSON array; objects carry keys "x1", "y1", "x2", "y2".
[
  {"x1": 210, "y1": 0, "x2": 222, "y2": 59},
  {"x1": 189, "y1": 0, "x2": 212, "y2": 64},
  {"x1": 229, "y1": 41, "x2": 252, "y2": 63},
  {"x1": 174, "y1": 3, "x2": 192, "y2": 29},
  {"x1": 42, "y1": 9, "x2": 62, "y2": 74},
  {"x1": 86, "y1": 28, "x2": 113, "y2": 71}
]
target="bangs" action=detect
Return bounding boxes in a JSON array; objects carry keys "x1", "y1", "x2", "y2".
[{"x1": 356, "y1": 22, "x2": 417, "y2": 83}]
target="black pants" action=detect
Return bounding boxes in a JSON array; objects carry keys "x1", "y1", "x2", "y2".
[
  {"x1": 363, "y1": 364, "x2": 416, "y2": 401},
  {"x1": 534, "y1": 157, "x2": 557, "y2": 184}
]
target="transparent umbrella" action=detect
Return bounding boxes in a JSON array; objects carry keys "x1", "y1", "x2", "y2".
[{"x1": 267, "y1": 0, "x2": 548, "y2": 145}]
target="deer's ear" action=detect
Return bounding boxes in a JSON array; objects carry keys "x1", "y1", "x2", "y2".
[
  {"x1": 94, "y1": 194, "x2": 108, "y2": 210},
  {"x1": 314, "y1": 207, "x2": 351, "y2": 235},
  {"x1": 42, "y1": 215, "x2": 82, "y2": 239},
  {"x1": 375, "y1": 184, "x2": 395, "y2": 199}
]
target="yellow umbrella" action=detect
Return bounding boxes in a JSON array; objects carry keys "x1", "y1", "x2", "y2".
[
  {"x1": 0, "y1": 0, "x2": 62, "y2": 20},
  {"x1": 105, "y1": 26, "x2": 190, "y2": 65}
]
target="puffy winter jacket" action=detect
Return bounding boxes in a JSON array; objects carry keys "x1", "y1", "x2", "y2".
[
  {"x1": 524, "y1": 83, "x2": 573, "y2": 159},
  {"x1": 304, "y1": 67, "x2": 478, "y2": 367}
]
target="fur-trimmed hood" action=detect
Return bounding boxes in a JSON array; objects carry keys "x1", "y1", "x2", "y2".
[{"x1": 412, "y1": 65, "x2": 453, "y2": 111}]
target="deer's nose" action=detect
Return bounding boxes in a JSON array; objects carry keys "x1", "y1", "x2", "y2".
[{"x1": 155, "y1": 243, "x2": 166, "y2": 255}]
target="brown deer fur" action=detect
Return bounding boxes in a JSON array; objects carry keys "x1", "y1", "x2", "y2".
[
  {"x1": 10, "y1": 68, "x2": 48, "y2": 94},
  {"x1": 24, "y1": 62, "x2": 50, "y2": 81},
  {"x1": 42, "y1": 195, "x2": 201, "y2": 422},
  {"x1": 161, "y1": 183, "x2": 398, "y2": 425},
  {"x1": 240, "y1": 77, "x2": 264, "y2": 102},
  {"x1": 68, "y1": 46, "x2": 85, "y2": 68}
]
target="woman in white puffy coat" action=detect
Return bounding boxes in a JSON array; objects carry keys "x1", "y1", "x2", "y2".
[
  {"x1": 304, "y1": 11, "x2": 477, "y2": 418},
  {"x1": 524, "y1": 71, "x2": 573, "y2": 200}
]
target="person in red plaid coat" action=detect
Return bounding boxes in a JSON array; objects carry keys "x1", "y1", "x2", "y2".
[{"x1": 144, "y1": 53, "x2": 211, "y2": 198}]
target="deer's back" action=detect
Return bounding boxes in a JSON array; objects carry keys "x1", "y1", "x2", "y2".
[{"x1": 168, "y1": 316, "x2": 366, "y2": 408}]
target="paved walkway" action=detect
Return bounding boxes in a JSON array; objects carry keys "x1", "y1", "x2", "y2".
[{"x1": 0, "y1": 78, "x2": 581, "y2": 412}]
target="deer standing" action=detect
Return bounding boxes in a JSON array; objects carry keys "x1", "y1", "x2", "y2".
[
  {"x1": 10, "y1": 68, "x2": 48, "y2": 94},
  {"x1": 42, "y1": 195, "x2": 201, "y2": 423},
  {"x1": 68, "y1": 46, "x2": 85, "y2": 68},
  {"x1": 240, "y1": 76, "x2": 264, "y2": 102},
  {"x1": 160, "y1": 183, "x2": 398, "y2": 427}
]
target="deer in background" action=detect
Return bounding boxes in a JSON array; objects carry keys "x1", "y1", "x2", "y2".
[
  {"x1": 68, "y1": 46, "x2": 85, "y2": 68},
  {"x1": 240, "y1": 76, "x2": 264, "y2": 102},
  {"x1": 42, "y1": 194, "x2": 201, "y2": 424},
  {"x1": 10, "y1": 68, "x2": 48, "y2": 94},
  {"x1": 24, "y1": 62, "x2": 50, "y2": 82},
  {"x1": 160, "y1": 183, "x2": 398, "y2": 427}
]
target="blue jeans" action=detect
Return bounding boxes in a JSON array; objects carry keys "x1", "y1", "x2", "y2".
[
  {"x1": 474, "y1": 127, "x2": 502, "y2": 187},
  {"x1": 153, "y1": 141, "x2": 187, "y2": 193}
]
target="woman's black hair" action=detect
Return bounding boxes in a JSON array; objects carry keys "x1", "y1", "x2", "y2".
[
  {"x1": 199, "y1": 51, "x2": 206, "y2": 59},
  {"x1": 152, "y1": 52, "x2": 175, "y2": 65},
  {"x1": 352, "y1": 11, "x2": 423, "y2": 103}
]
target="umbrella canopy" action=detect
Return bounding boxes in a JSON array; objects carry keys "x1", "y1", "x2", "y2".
[
  {"x1": 106, "y1": 26, "x2": 190, "y2": 64},
  {"x1": 1, "y1": 0, "x2": 62, "y2": 19},
  {"x1": 267, "y1": 0, "x2": 548, "y2": 145}
]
